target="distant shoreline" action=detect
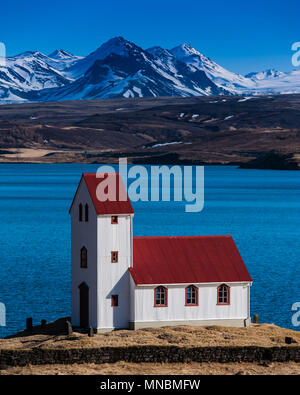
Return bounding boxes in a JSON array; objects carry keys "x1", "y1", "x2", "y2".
[{"x1": 0, "y1": 154, "x2": 299, "y2": 170}]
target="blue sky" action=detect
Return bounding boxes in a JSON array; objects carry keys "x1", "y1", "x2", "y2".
[{"x1": 0, "y1": 0, "x2": 299, "y2": 74}]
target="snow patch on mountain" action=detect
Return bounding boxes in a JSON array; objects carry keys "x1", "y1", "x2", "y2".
[{"x1": 245, "y1": 69, "x2": 285, "y2": 81}]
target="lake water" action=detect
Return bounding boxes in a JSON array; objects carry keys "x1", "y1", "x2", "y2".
[{"x1": 0, "y1": 164, "x2": 299, "y2": 337}]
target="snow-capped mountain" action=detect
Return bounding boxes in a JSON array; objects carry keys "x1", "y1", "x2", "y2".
[
  {"x1": 37, "y1": 37, "x2": 229, "y2": 101},
  {"x1": 0, "y1": 37, "x2": 299, "y2": 104},
  {"x1": 0, "y1": 51, "x2": 74, "y2": 103},
  {"x1": 65, "y1": 37, "x2": 142, "y2": 78},
  {"x1": 170, "y1": 43, "x2": 255, "y2": 93}
]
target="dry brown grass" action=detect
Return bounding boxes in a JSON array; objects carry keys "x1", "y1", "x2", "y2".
[
  {"x1": 1, "y1": 323, "x2": 300, "y2": 375},
  {"x1": 1, "y1": 323, "x2": 300, "y2": 351},
  {"x1": 1, "y1": 361, "x2": 300, "y2": 375}
]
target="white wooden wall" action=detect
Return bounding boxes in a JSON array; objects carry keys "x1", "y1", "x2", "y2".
[
  {"x1": 129, "y1": 275, "x2": 136, "y2": 322},
  {"x1": 131, "y1": 282, "x2": 250, "y2": 324},
  {"x1": 97, "y1": 215, "x2": 133, "y2": 329}
]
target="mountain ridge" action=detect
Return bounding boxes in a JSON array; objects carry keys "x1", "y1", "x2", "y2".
[{"x1": 0, "y1": 37, "x2": 299, "y2": 103}]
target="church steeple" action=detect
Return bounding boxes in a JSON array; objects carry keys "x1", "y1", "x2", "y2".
[{"x1": 70, "y1": 173, "x2": 134, "y2": 332}]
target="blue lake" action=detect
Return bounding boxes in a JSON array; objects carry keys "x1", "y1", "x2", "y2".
[{"x1": 0, "y1": 164, "x2": 299, "y2": 337}]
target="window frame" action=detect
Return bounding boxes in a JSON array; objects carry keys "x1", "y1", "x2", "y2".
[
  {"x1": 111, "y1": 294, "x2": 119, "y2": 307},
  {"x1": 111, "y1": 216, "x2": 118, "y2": 224},
  {"x1": 80, "y1": 246, "x2": 88, "y2": 269},
  {"x1": 185, "y1": 285, "x2": 199, "y2": 306},
  {"x1": 111, "y1": 251, "x2": 119, "y2": 263},
  {"x1": 217, "y1": 284, "x2": 230, "y2": 305},
  {"x1": 154, "y1": 286, "x2": 168, "y2": 307}
]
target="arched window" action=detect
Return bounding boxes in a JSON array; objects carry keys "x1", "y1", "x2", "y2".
[
  {"x1": 80, "y1": 247, "x2": 87, "y2": 268},
  {"x1": 79, "y1": 203, "x2": 83, "y2": 222},
  {"x1": 217, "y1": 284, "x2": 230, "y2": 305},
  {"x1": 185, "y1": 285, "x2": 198, "y2": 306},
  {"x1": 85, "y1": 204, "x2": 89, "y2": 222},
  {"x1": 154, "y1": 286, "x2": 168, "y2": 307}
]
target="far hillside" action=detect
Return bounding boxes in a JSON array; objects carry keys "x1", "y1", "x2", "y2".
[{"x1": 0, "y1": 94, "x2": 299, "y2": 168}]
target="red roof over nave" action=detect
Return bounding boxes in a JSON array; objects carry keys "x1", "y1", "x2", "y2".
[{"x1": 130, "y1": 236, "x2": 252, "y2": 285}]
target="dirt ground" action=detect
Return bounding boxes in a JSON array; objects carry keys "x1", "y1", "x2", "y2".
[
  {"x1": 1, "y1": 361, "x2": 300, "y2": 375},
  {"x1": 2, "y1": 323, "x2": 300, "y2": 350}
]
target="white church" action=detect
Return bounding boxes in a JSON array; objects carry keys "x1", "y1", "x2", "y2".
[{"x1": 70, "y1": 173, "x2": 252, "y2": 332}]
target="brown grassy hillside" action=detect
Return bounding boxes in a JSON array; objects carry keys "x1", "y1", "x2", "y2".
[{"x1": 0, "y1": 95, "x2": 299, "y2": 167}]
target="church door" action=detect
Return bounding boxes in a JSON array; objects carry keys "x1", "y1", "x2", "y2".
[{"x1": 79, "y1": 282, "x2": 89, "y2": 328}]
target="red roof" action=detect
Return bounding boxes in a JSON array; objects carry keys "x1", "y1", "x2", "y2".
[
  {"x1": 70, "y1": 173, "x2": 134, "y2": 215},
  {"x1": 129, "y1": 236, "x2": 252, "y2": 285}
]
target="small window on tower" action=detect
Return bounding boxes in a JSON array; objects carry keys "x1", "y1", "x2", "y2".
[
  {"x1": 111, "y1": 216, "x2": 118, "y2": 224},
  {"x1": 85, "y1": 204, "x2": 89, "y2": 222},
  {"x1": 111, "y1": 295, "x2": 119, "y2": 307},
  {"x1": 80, "y1": 247, "x2": 87, "y2": 268},
  {"x1": 79, "y1": 204, "x2": 83, "y2": 222},
  {"x1": 111, "y1": 251, "x2": 119, "y2": 263}
]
